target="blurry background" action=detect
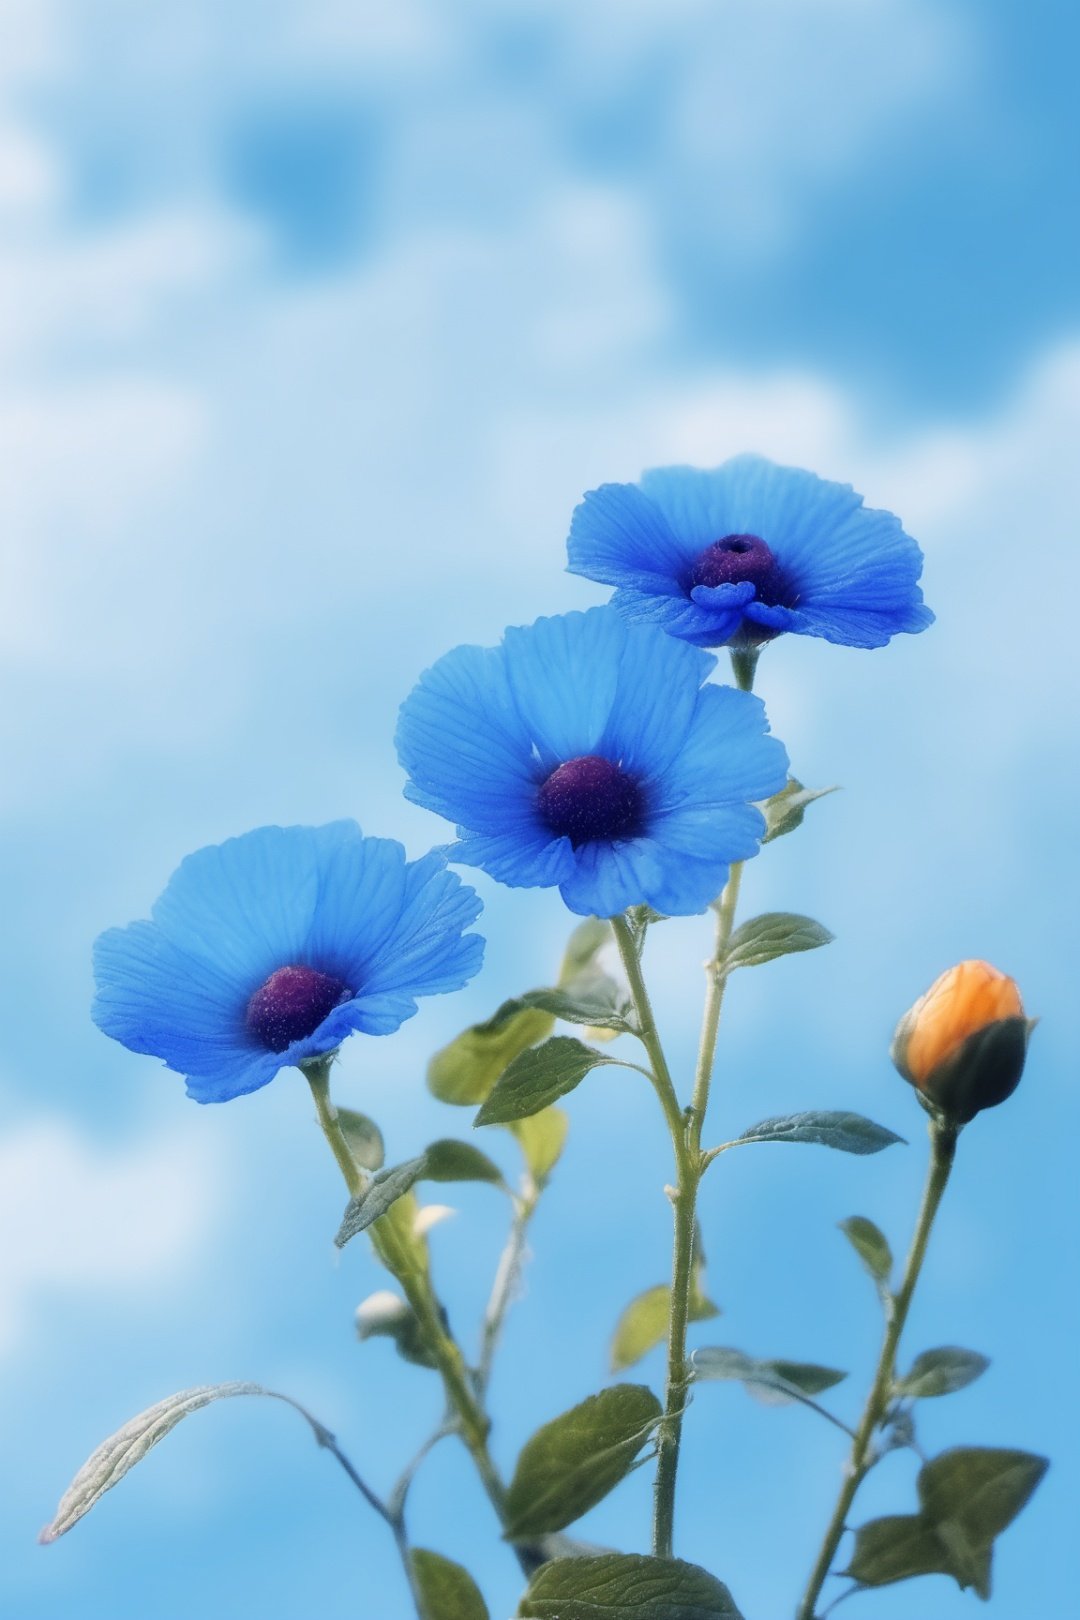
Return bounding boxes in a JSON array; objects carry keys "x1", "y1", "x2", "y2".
[{"x1": 2, "y1": 1, "x2": 1077, "y2": 1615}]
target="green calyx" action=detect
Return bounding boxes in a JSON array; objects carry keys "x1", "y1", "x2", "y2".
[{"x1": 894, "y1": 1016, "x2": 1036, "y2": 1126}]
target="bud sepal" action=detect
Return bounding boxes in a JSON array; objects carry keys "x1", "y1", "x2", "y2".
[{"x1": 891, "y1": 960, "x2": 1035, "y2": 1125}]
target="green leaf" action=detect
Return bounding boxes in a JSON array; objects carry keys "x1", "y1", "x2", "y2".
[
  {"x1": 423, "y1": 1138, "x2": 505, "y2": 1187},
  {"x1": 764, "y1": 1359, "x2": 847, "y2": 1397},
  {"x1": 508, "y1": 1107, "x2": 569, "y2": 1187},
  {"x1": 517, "y1": 1554, "x2": 745, "y2": 1618},
  {"x1": 335, "y1": 1157, "x2": 428, "y2": 1247},
  {"x1": 918, "y1": 1446, "x2": 1048, "y2": 1595},
  {"x1": 411, "y1": 1549, "x2": 491, "y2": 1620},
  {"x1": 39, "y1": 1383, "x2": 329, "y2": 1542},
  {"x1": 839, "y1": 1216, "x2": 893, "y2": 1286},
  {"x1": 428, "y1": 1000, "x2": 555, "y2": 1106},
  {"x1": 759, "y1": 778, "x2": 838, "y2": 844},
  {"x1": 897, "y1": 1347, "x2": 991, "y2": 1400},
  {"x1": 427, "y1": 920, "x2": 617, "y2": 1107},
  {"x1": 336, "y1": 1141, "x2": 507, "y2": 1248},
  {"x1": 518, "y1": 985, "x2": 636, "y2": 1035},
  {"x1": 847, "y1": 1446, "x2": 1049, "y2": 1600},
  {"x1": 475, "y1": 1037, "x2": 617, "y2": 1127},
  {"x1": 504, "y1": 1385, "x2": 661, "y2": 1539},
  {"x1": 722, "y1": 912, "x2": 834, "y2": 972},
  {"x1": 610, "y1": 1283, "x2": 719, "y2": 1374},
  {"x1": 692, "y1": 1347, "x2": 846, "y2": 1407},
  {"x1": 845, "y1": 1515, "x2": 955, "y2": 1587},
  {"x1": 336, "y1": 1108, "x2": 385, "y2": 1172},
  {"x1": 559, "y1": 917, "x2": 612, "y2": 982},
  {"x1": 731, "y1": 1111, "x2": 904, "y2": 1154}
]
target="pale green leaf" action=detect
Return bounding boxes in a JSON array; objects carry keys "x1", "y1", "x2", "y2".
[
  {"x1": 411, "y1": 1548, "x2": 490, "y2": 1620},
  {"x1": 759, "y1": 778, "x2": 837, "y2": 844},
  {"x1": 839, "y1": 1216, "x2": 893, "y2": 1286},
  {"x1": 897, "y1": 1347, "x2": 990, "y2": 1400},
  {"x1": 559, "y1": 918, "x2": 612, "y2": 983},
  {"x1": 336, "y1": 1108, "x2": 385, "y2": 1172},
  {"x1": 40, "y1": 1384, "x2": 327, "y2": 1542},
  {"x1": 610, "y1": 1284, "x2": 719, "y2": 1374},
  {"x1": 508, "y1": 1107, "x2": 569, "y2": 1187},
  {"x1": 428, "y1": 1001, "x2": 555, "y2": 1106}
]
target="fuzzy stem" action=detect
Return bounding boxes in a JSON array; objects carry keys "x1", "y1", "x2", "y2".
[
  {"x1": 303, "y1": 1058, "x2": 520, "y2": 1563},
  {"x1": 795, "y1": 1120, "x2": 958, "y2": 1620}
]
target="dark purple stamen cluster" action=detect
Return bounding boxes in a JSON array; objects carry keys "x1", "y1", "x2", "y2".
[
  {"x1": 537, "y1": 754, "x2": 643, "y2": 846},
  {"x1": 688, "y1": 533, "x2": 789, "y2": 606},
  {"x1": 245, "y1": 964, "x2": 352, "y2": 1053}
]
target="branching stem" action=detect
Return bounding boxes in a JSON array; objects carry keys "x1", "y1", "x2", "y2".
[{"x1": 303, "y1": 1058, "x2": 526, "y2": 1574}]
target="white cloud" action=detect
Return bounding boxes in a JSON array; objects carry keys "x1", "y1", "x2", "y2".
[{"x1": 0, "y1": 1116, "x2": 221, "y2": 1356}]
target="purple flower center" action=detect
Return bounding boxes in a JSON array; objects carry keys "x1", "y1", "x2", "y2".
[
  {"x1": 245, "y1": 964, "x2": 352, "y2": 1053},
  {"x1": 537, "y1": 754, "x2": 643, "y2": 845},
  {"x1": 688, "y1": 533, "x2": 789, "y2": 605}
]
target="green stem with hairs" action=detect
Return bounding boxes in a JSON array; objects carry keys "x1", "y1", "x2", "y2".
[
  {"x1": 795, "y1": 1119, "x2": 958, "y2": 1620},
  {"x1": 303, "y1": 1057, "x2": 518, "y2": 1560},
  {"x1": 609, "y1": 644, "x2": 761, "y2": 1558}
]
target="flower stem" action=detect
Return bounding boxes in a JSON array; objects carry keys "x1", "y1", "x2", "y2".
[
  {"x1": 795, "y1": 1119, "x2": 958, "y2": 1620},
  {"x1": 285, "y1": 1393, "x2": 427, "y2": 1618},
  {"x1": 303, "y1": 1058, "x2": 519, "y2": 1563},
  {"x1": 642, "y1": 859, "x2": 745, "y2": 1558},
  {"x1": 611, "y1": 915, "x2": 684, "y2": 1140},
  {"x1": 478, "y1": 1187, "x2": 539, "y2": 1397},
  {"x1": 633, "y1": 647, "x2": 761, "y2": 1555}
]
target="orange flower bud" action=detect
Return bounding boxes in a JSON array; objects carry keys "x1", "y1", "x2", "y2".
[{"x1": 892, "y1": 960, "x2": 1034, "y2": 1125}]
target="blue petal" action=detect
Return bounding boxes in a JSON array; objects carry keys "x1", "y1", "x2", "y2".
[
  {"x1": 557, "y1": 834, "x2": 728, "y2": 918},
  {"x1": 94, "y1": 823, "x2": 486, "y2": 1101},
  {"x1": 558, "y1": 839, "x2": 659, "y2": 918},
  {"x1": 451, "y1": 826, "x2": 576, "y2": 887},
  {"x1": 184, "y1": 1049, "x2": 283, "y2": 1104},
  {"x1": 687, "y1": 456, "x2": 932, "y2": 640},
  {"x1": 610, "y1": 585, "x2": 745, "y2": 649},
  {"x1": 360, "y1": 849, "x2": 484, "y2": 999},
  {"x1": 306, "y1": 829, "x2": 408, "y2": 974},
  {"x1": 648, "y1": 803, "x2": 767, "y2": 867},
  {"x1": 149, "y1": 824, "x2": 343, "y2": 990},
  {"x1": 590, "y1": 458, "x2": 933, "y2": 651},
  {"x1": 396, "y1": 641, "x2": 540, "y2": 833},
  {"x1": 567, "y1": 482, "x2": 695, "y2": 589},
  {"x1": 653, "y1": 684, "x2": 789, "y2": 812},
  {"x1": 626, "y1": 835, "x2": 731, "y2": 915},
  {"x1": 501, "y1": 609, "x2": 623, "y2": 768},
  {"x1": 639, "y1": 464, "x2": 752, "y2": 550},
  {"x1": 756, "y1": 598, "x2": 934, "y2": 649},
  {"x1": 93, "y1": 920, "x2": 281, "y2": 1103},
  {"x1": 598, "y1": 623, "x2": 716, "y2": 777}
]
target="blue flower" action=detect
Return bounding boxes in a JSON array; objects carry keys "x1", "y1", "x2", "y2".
[
  {"x1": 396, "y1": 608, "x2": 788, "y2": 918},
  {"x1": 93, "y1": 822, "x2": 484, "y2": 1103},
  {"x1": 567, "y1": 455, "x2": 933, "y2": 650}
]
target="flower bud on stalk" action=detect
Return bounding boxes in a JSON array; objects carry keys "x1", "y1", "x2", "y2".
[{"x1": 891, "y1": 960, "x2": 1035, "y2": 1125}]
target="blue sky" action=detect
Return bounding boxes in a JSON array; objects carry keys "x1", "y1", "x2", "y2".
[{"x1": 2, "y1": 2, "x2": 1078, "y2": 1616}]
